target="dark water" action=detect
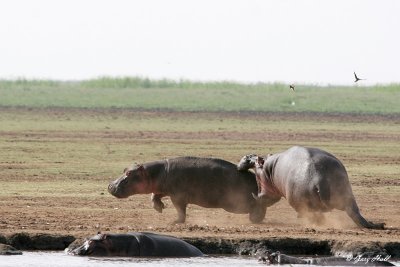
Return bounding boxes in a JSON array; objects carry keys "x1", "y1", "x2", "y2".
[{"x1": 1, "y1": 252, "x2": 399, "y2": 267}]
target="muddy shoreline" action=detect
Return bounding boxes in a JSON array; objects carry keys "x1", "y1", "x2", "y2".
[{"x1": 1, "y1": 232, "x2": 399, "y2": 258}]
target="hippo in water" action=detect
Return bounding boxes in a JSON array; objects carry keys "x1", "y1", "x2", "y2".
[
  {"x1": 237, "y1": 146, "x2": 384, "y2": 229},
  {"x1": 259, "y1": 251, "x2": 394, "y2": 266},
  {"x1": 108, "y1": 157, "x2": 267, "y2": 223},
  {"x1": 0, "y1": 244, "x2": 22, "y2": 255},
  {"x1": 67, "y1": 232, "x2": 203, "y2": 257}
]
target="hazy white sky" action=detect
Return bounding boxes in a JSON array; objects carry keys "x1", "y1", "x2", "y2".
[{"x1": 0, "y1": 0, "x2": 399, "y2": 85}]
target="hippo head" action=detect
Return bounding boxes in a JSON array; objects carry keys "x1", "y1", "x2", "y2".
[
  {"x1": 237, "y1": 154, "x2": 258, "y2": 171},
  {"x1": 256, "y1": 156, "x2": 265, "y2": 168},
  {"x1": 68, "y1": 233, "x2": 140, "y2": 257},
  {"x1": 68, "y1": 234, "x2": 112, "y2": 256},
  {"x1": 108, "y1": 165, "x2": 150, "y2": 198}
]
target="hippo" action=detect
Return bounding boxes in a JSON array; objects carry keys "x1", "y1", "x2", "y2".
[
  {"x1": 237, "y1": 146, "x2": 384, "y2": 229},
  {"x1": 108, "y1": 157, "x2": 267, "y2": 223},
  {"x1": 259, "y1": 251, "x2": 394, "y2": 266},
  {"x1": 0, "y1": 243, "x2": 22, "y2": 255},
  {"x1": 66, "y1": 232, "x2": 203, "y2": 257}
]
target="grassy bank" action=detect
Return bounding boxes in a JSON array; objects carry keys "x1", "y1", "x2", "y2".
[
  {"x1": 0, "y1": 77, "x2": 399, "y2": 114},
  {"x1": 1, "y1": 108, "x2": 399, "y2": 194}
]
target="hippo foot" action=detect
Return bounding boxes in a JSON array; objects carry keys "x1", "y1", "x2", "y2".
[
  {"x1": 368, "y1": 222, "x2": 385, "y2": 230},
  {"x1": 171, "y1": 219, "x2": 185, "y2": 224},
  {"x1": 152, "y1": 200, "x2": 165, "y2": 213},
  {"x1": 151, "y1": 194, "x2": 165, "y2": 213}
]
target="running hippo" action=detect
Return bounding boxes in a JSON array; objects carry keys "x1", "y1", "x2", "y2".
[
  {"x1": 67, "y1": 232, "x2": 203, "y2": 257},
  {"x1": 237, "y1": 146, "x2": 384, "y2": 229},
  {"x1": 259, "y1": 251, "x2": 394, "y2": 266},
  {"x1": 108, "y1": 157, "x2": 267, "y2": 223}
]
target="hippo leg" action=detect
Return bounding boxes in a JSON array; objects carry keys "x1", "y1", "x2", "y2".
[
  {"x1": 249, "y1": 202, "x2": 267, "y2": 223},
  {"x1": 170, "y1": 196, "x2": 187, "y2": 223},
  {"x1": 345, "y1": 200, "x2": 385, "y2": 229},
  {"x1": 151, "y1": 193, "x2": 166, "y2": 213}
]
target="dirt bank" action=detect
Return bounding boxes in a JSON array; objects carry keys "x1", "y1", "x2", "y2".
[{"x1": 1, "y1": 232, "x2": 399, "y2": 259}]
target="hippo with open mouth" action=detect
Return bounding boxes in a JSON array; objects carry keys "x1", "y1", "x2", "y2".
[
  {"x1": 66, "y1": 232, "x2": 203, "y2": 257},
  {"x1": 237, "y1": 146, "x2": 385, "y2": 229},
  {"x1": 108, "y1": 157, "x2": 267, "y2": 223}
]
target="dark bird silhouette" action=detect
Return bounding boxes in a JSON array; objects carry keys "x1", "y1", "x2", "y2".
[
  {"x1": 289, "y1": 84, "x2": 295, "y2": 91},
  {"x1": 354, "y1": 72, "x2": 364, "y2": 82}
]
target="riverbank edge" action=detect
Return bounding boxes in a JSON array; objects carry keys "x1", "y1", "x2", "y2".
[{"x1": 1, "y1": 233, "x2": 399, "y2": 258}]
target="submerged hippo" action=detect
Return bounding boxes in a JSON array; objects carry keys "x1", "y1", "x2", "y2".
[
  {"x1": 108, "y1": 157, "x2": 267, "y2": 223},
  {"x1": 260, "y1": 251, "x2": 394, "y2": 266},
  {"x1": 67, "y1": 232, "x2": 203, "y2": 257},
  {"x1": 0, "y1": 244, "x2": 22, "y2": 255},
  {"x1": 237, "y1": 146, "x2": 384, "y2": 229}
]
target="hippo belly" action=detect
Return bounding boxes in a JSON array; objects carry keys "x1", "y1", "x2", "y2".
[
  {"x1": 175, "y1": 172, "x2": 258, "y2": 213},
  {"x1": 164, "y1": 158, "x2": 266, "y2": 221}
]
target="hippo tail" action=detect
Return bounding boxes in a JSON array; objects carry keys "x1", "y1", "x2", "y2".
[{"x1": 345, "y1": 199, "x2": 385, "y2": 230}]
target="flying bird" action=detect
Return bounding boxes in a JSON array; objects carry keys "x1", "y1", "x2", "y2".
[
  {"x1": 354, "y1": 72, "x2": 364, "y2": 83},
  {"x1": 289, "y1": 84, "x2": 295, "y2": 91}
]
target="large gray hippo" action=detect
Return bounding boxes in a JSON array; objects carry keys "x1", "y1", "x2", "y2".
[
  {"x1": 108, "y1": 157, "x2": 267, "y2": 223},
  {"x1": 67, "y1": 232, "x2": 203, "y2": 257},
  {"x1": 237, "y1": 146, "x2": 384, "y2": 229}
]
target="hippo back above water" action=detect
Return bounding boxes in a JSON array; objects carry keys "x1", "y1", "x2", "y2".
[
  {"x1": 108, "y1": 157, "x2": 267, "y2": 223},
  {"x1": 67, "y1": 232, "x2": 203, "y2": 257}
]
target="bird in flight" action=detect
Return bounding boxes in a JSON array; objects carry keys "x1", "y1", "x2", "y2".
[
  {"x1": 289, "y1": 84, "x2": 295, "y2": 91},
  {"x1": 354, "y1": 72, "x2": 364, "y2": 83}
]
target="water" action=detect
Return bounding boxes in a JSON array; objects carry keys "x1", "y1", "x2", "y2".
[
  {"x1": 0, "y1": 252, "x2": 262, "y2": 267},
  {"x1": 1, "y1": 252, "x2": 399, "y2": 267}
]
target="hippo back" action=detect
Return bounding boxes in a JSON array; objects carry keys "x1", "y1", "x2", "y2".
[{"x1": 133, "y1": 232, "x2": 203, "y2": 257}]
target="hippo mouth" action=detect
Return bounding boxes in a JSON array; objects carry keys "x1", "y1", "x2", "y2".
[
  {"x1": 68, "y1": 242, "x2": 109, "y2": 256},
  {"x1": 66, "y1": 244, "x2": 89, "y2": 256},
  {"x1": 108, "y1": 183, "x2": 130, "y2": 198}
]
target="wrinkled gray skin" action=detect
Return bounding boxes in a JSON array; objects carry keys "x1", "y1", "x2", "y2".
[
  {"x1": 237, "y1": 146, "x2": 384, "y2": 229},
  {"x1": 108, "y1": 157, "x2": 267, "y2": 223},
  {"x1": 66, "y1": 232, "x2": 203, "y2": 257},
  {"x1": 260, "y1": 251, "x2": 394, "y2": 266}
]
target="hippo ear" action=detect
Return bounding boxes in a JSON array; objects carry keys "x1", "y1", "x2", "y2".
[
  {"x1": 100, "y1": 234, "x2": 107, "y2": 240},
  {"x1": 138, "y1": 165, "x2": 145, "y2": 171}
]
